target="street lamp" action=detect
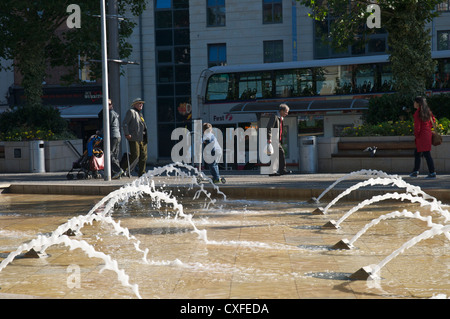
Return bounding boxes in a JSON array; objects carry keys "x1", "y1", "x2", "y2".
[{"x1": 100, "y1": 0, "x2": 111, "y2": 181}]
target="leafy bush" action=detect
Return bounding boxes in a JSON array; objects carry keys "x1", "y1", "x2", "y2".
[
  {"x1": 0, "y1": 105, "x2": 75, "y2": 141},
  {"x1": 340, "y1": 118, "x2": 448, "y2": 137},
  {"x1": 365, "y1": 93, "x2": 450, "y2": 125}
]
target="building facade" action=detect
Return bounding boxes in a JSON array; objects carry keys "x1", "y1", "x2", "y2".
[
  {"x1": 121, "y1": 0, "x2": 450, "y2": 163},
  {"x1": 2, "y1": 1, "x2": 449, "y2": 166}
]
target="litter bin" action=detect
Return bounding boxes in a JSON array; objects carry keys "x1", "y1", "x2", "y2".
[
  {"x1": 30, "y1": 140, "x2": 45, "y2": 173},
  {"x1": 299, "y1": 136, "x2": 317, "y2": 173}
]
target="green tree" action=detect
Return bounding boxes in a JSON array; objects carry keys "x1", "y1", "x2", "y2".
[
  {"x1": 0, "y1": 0, "x2": 146, "y2": 108},
  {"x1": 298, "y1": 0, "x2": 442, "y2": 99}
]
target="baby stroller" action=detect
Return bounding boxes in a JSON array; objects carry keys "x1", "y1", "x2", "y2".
[{"x1": 66, "y1": 134, "x2": 104, "y2": 180}]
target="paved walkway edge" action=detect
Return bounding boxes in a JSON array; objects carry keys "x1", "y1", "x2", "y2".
[{"x1": 3, "y1": 183, "x2": 450, "y2": 202}]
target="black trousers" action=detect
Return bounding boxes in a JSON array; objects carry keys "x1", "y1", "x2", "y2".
[
  {"x1": 278, "y1": 144, "x2": 286, "y2": 173},
  {"x1": 413, "y1": 149, "x2": 435, "y2": 174}
]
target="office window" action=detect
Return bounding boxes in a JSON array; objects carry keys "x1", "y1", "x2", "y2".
[
  {"x1": 437, "y1": 1, "x2": 450, "y2": 11},
  {"x1": 207, "y1": 0, "x2": 226, "y2": 27},
  {"x1": 438, "y1": 30, "x2": 450, "y2": 50},
  {"x1": 156, "y1": 0, "x2": 171, "y2": 9},
  {"x1": 314, "y1": 16, "x2": 388, "y2": 58},
  {"x1": 208, "y1": 43, "x2": 227, "y2": 67},
  {"x1": 264, "y1": 40, "x2": 283, "y2": 63},
  {"x1": 79, "y1": 56, "x2": 95, "y2": 82},
  {"x1": 263, "y1": 0, "x2": 282, "y2": 24}
]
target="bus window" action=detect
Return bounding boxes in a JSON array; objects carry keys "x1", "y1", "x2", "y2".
[
  {"x1": 379, "y1": 63, "x2": 394, "y2": 92},
  {"x1": 206, "y1": 74, "x2": 230, "y2": 101},
  {"x1": 238, "y1": 72, "x2": 272, "y2": 100},
  {"x1": 354, "y1": 64, "x2": 375, "y2": 94},
  {"x1": 275, "y1": 69, "x2": 313, "y2": 97},
  {"x1": 316, "y1": 66, "x2": 338, "y2": 95},
  {"x1": 336, "y1": 65, "x2": 354, "y2": 95}
]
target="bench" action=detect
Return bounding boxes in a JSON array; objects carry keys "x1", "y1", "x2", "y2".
[{"x1": 332, "y1": 141, "x2": 416, "y2": 158}]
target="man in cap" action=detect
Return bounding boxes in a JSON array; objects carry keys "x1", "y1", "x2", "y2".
[{"x1": 122, "y1": 98, "x2": 148, "y2": 177}]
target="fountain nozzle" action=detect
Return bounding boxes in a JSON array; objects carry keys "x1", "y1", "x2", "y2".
[
  {"x1": 332, "y1": 239, "x2": 353, "y2": 250},
  {"x1": 312, "y1": 207, "x2": 325, "y2": 215},
  {"x1": 322, "y1": 220, "x2": 339, "y2": 229},
  {"x1": 349, "y1": 266, "x2": 375, "y2": 280}
]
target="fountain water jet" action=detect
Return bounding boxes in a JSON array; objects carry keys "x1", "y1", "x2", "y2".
[
  {"x1": 349, "y1": 225, "x2": 450, "y2": 280},
  {"x1": 323, "y1": 192, "x2": 450, "y2": 229},
  {"x1": 315, "y1": 177, "x2": 437, "y2": 216},
  {"x1": 332, "y1": 210, "x2": 440, "y2": 250},
  {"x1": 312, "y1": 169, "x2": 401, "y2": 204},
  {"x1": 0, "y1": 163, "x2": 220, "y2": 297},
  {"x1": 0, "y1": 235, "x2": 141, "y2": 298}
]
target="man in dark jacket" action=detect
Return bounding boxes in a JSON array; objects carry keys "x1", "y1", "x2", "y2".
[
  {"x1": 266, "y1": 103, "x2": 290, "y2": 176},
  {"x1": 98, "y1": 99, "x2": 122, "y2": 179},
  {"x1": 122, "y1": 98, "x2": 148, "y2": 177}
]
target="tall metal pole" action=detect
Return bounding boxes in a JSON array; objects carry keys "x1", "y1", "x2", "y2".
[
  {"x1": 101, "y1": 0, "x2": 111, "y2": 181},
  {"x1": 107, "y1": 0, "x2": 121, "y2": 126}
]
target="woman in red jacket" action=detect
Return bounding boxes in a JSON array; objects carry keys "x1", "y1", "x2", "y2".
[{"x1": 409, "y1": 96, "x2": 436, "y2": 178}]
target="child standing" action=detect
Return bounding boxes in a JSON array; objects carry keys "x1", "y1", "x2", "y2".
[{"x1": 202, "y1": 123, "x2": 222, "y2": 183}]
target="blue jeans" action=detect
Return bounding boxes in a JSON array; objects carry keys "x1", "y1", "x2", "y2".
[{"x1": 208, "y1": 161, "x2": 220, "y2": 181}]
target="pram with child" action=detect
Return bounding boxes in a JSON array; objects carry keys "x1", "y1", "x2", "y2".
[{"x1": 66, "y1": 134, "x2": 104, "y2": 180}]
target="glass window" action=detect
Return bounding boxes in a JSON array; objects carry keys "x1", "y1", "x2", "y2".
[
  {"x1": 175, "y1": 97, "x2": 192, "y2": 122},
  {"x1": 155, "y1": 11, "x2": 172, "y2": 28},
  {"x1": 438, "y1": 30, "x2": 450, "y2": 51},
  {"x1": 263, "y1": 0, "x2": 282, "y2": 24},
  {"x1": 316, "y1": 66, "x2": 339, "y2": 95},
  {"x1": 158, "y1": 49, "x2": 173, "y2": 63},
  {"x1": 158, "y1": 66, "x2": 174, "y2": 83},
  {"x1": 158, "y1": 98, "x2": 175, "y2": 122},
  {"x1": 379, "y1": 64, "x2": 394, "y2": 92},
  {"x1": 156, "y1": 30, "x2": 173, "y2": 46},
  {"x1": 78, "y1": 56, "x2": 95, "y2": 82},
  {"x1": 314, "y1": 15, "x2": 388, "y2": 58},
  {"x1": 174, "y1": 10, "x2": 189, "y2": 28},
  {"x1": 207, "y1": 0, "x2": 226, "y2": 27},
  {"x1": 353, "y1": 64, "x2": 375, "y2": 94},
  {"x1": 437, "y1": 1, "x2": 450, "y2": 11},
  {"x1": 175, "y1": 65, "x2": 190, "y2": 82},
  {"x1": 174, "y1": 47, "x2": 190, "y2": 64},
  {"x1": 206, "y1": 74, "x2": 231, "y2": 101},
  {"x1": 156, "y1": 0, "x2": 171, "y2": 9},
  {"x1": 157, "y1": 84, "x2": 174, "y2": 96},
  {"x1": 174, "y1": 29, "x2": 190, "y2": 45},
  {"x1": 238, "y1": 72, "x2": 272, "y2": 100},
  {"x1": 433, "y1": 58, "x2": 450, "y2": 89},
  {"x1": 174, "y1": 0, "x2": 189, "y2": 9},
  {"x1": 208, "y1": 43, "x2": 227, "y2": 67},
  {"x1": 264, "y1": 40, "x2": 283, "y2": 63}
]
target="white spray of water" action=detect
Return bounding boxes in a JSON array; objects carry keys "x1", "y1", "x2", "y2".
[
  {"x1": 347, "y1": 210, "x2": 445, "y2": 246},
  {"x1": 331, "y1": 192, "x2": 450, "y2": 229},
  {"x1": 368, "y1": 225, "x2": 450, "y2": 278},
  {"x1": 318, "y1": 177, "x2": 436, "y2": 215},
  {"x1": 312, "y1": 169, "x2": 401, "y2": 204},
  {"x1": 0, "y1": 163, "x2": 220, "y2": 298},
  {"x1": 0, "y1": 235, "x2": 141, "y2": 299}
]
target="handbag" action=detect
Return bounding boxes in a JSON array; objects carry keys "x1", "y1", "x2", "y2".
[
  {"x1": 431, "y1": 118, "x2": 442, "y2": 146},
  {"x1": 90, "y1": 152, "x2": 104, "y2": 171}
]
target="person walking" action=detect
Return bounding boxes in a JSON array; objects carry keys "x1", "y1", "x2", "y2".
[
  {"x1": 98, "y1": 99, "x2": 123, "y2": 179},
  {"x1": 409, "y1": 96, "x2": 436, "y2": 179},
  {"x1": 202, "y1": 123, "x2": 222, "y2": 183},
  {"x1": 266, "y1": 103, "x2": 291, "y2": 176},
  {"x1": 122, "y1": 98, "x2": 148, "y2": 177}
]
